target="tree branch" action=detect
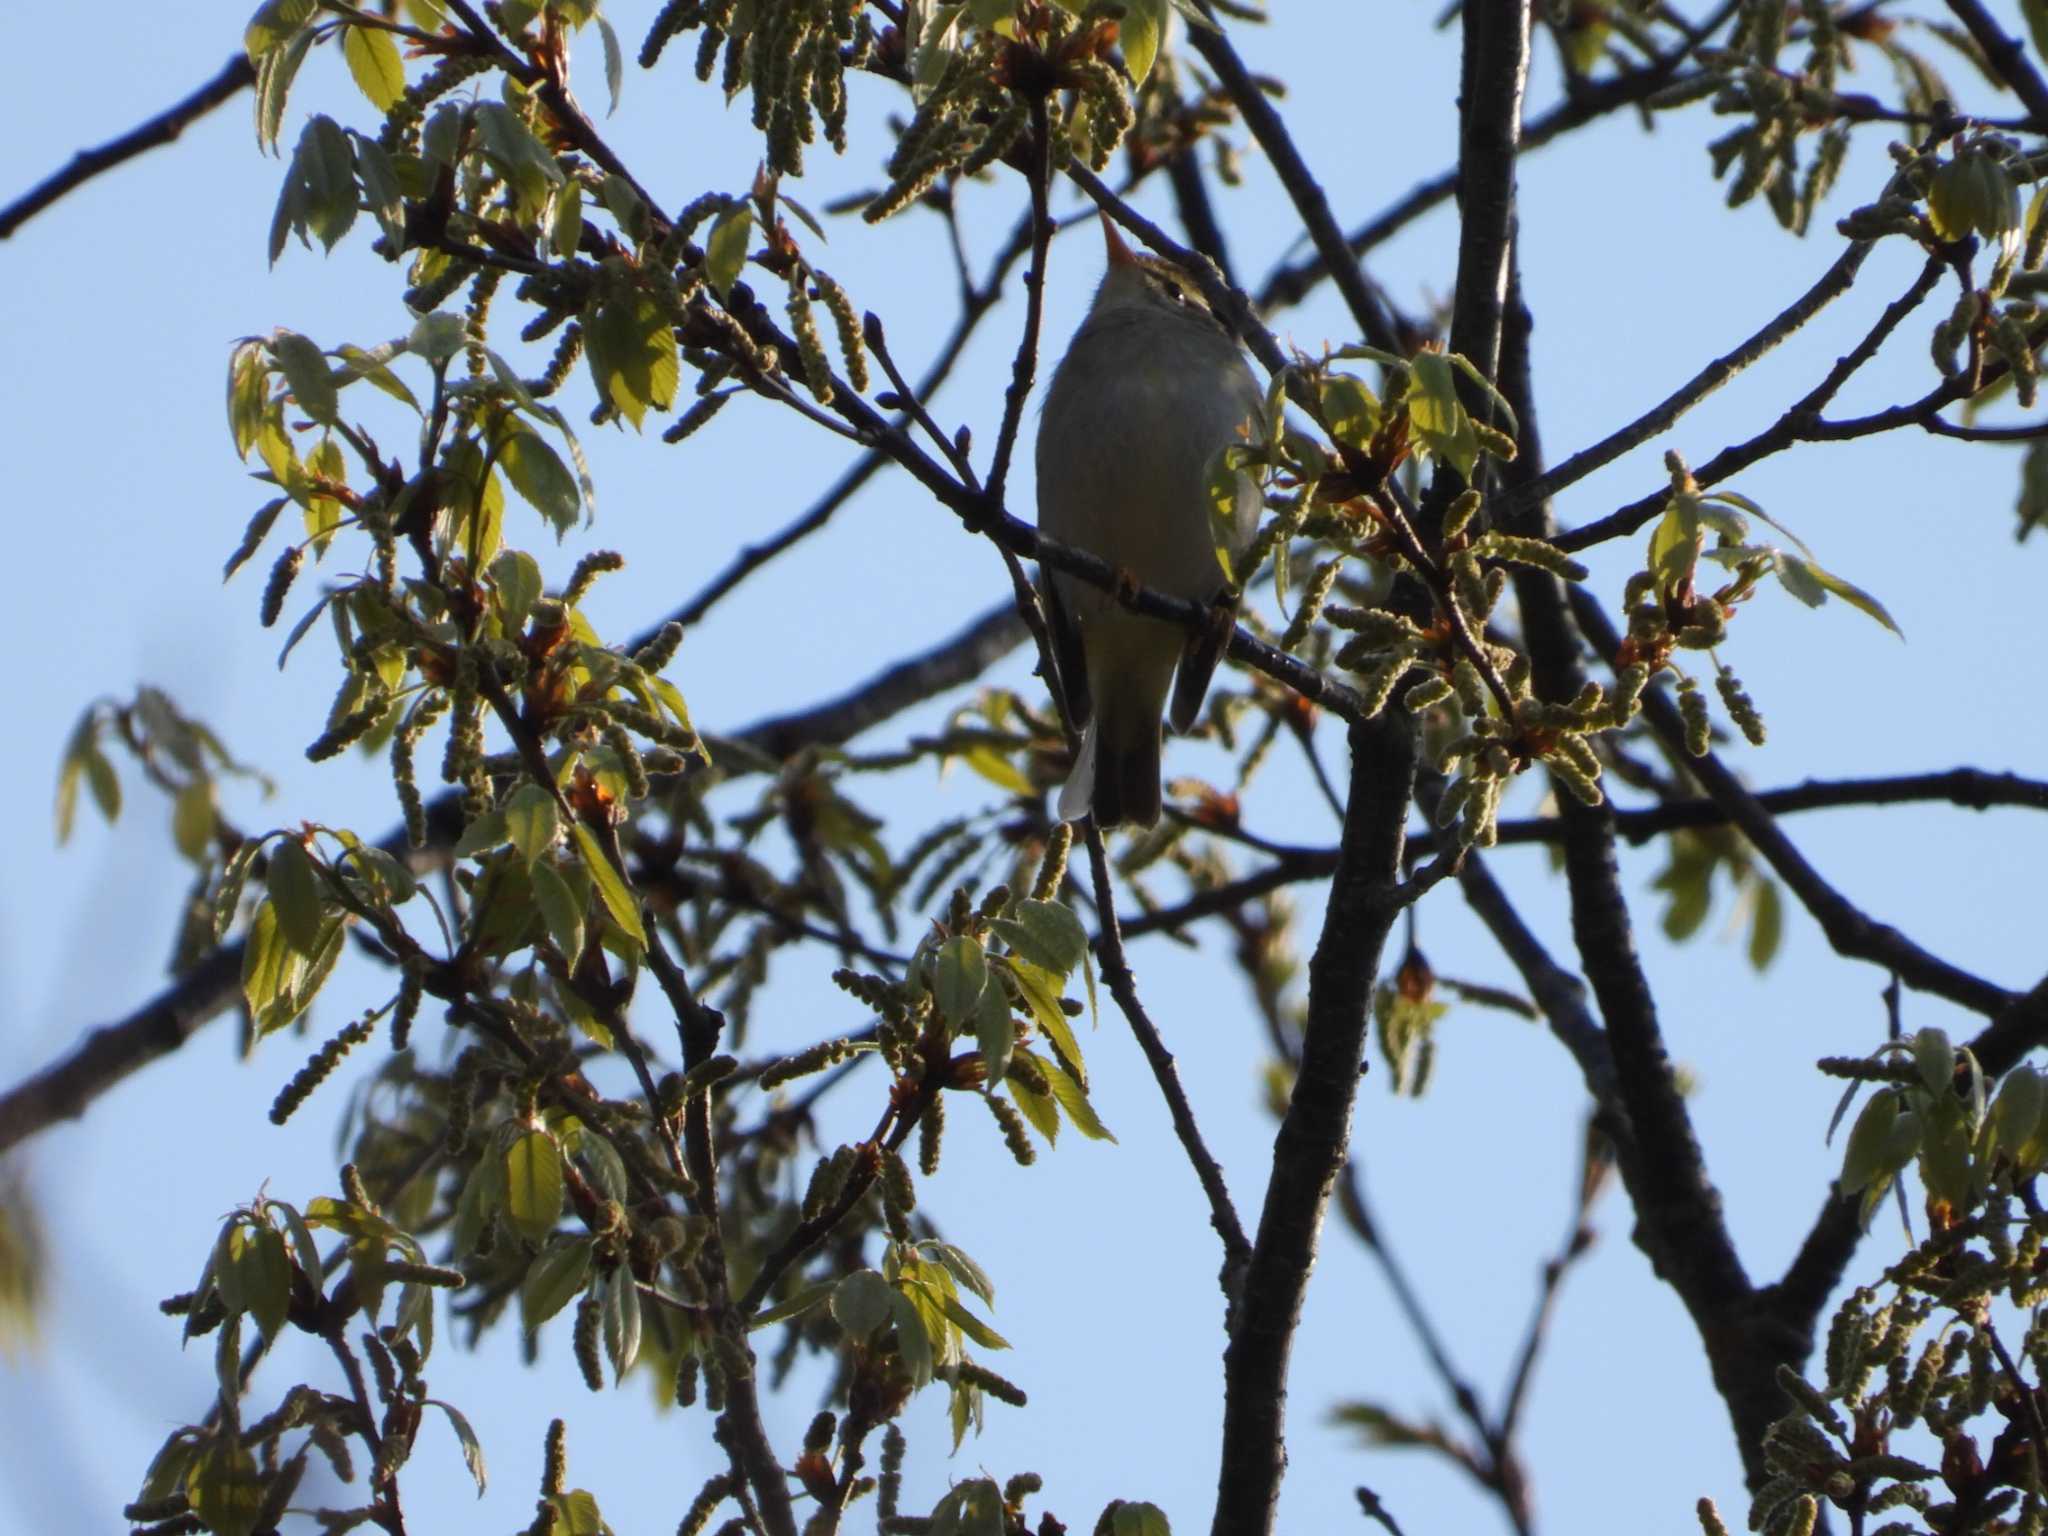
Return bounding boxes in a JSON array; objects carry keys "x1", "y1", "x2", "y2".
[
  {"x1": 1252, "y1": 6, "x2": 1738, "y2": 315},
  {"x1": 1497, "y1": 253, "x2": 1781, "y2": 1484},
  {"x1": 0, "y1": 605, "x2": 1027, "y2": 1158},
  {"x1": 0, "y1": 53, "x2": 254, "y2": 241},
  {"x1": 1943, "y1": 0, "x2": 2048, "y2": 126},
  {"x1": 1211, "y1": 714, "x2": 1418, "y2": 1536},
  {"x1": 1182, "y1": 19, "x2": 1401, "y2": 352},
  {"x1": 1082, "y1": 825, "x2": 1252, "y2": 1304},
  {"x1": 1568, "y1": 588, "x2": 2018, "y2": 1020}
]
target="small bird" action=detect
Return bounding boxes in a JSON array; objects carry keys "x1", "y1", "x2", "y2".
[{"x1": 1036, "y1": 214, "x2": 1264, "y2": 829}]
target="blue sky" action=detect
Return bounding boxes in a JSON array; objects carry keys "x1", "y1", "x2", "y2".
[{"x1": 3, "y1": 5, "x2": 2046, "y2": 1534}]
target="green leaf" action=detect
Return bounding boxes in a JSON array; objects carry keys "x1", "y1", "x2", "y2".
[
  {"x1": 80, "y1": 745, "x2": 123, "y2": 826},
  {"x1": 342, "y1": 24, "x2": 407, "y2": 111},
  {"x1": 240, "y1": 900, "x2": 299, "y2": 1030},
  {"x1": 1120, "y1": 0, "x2": 1168, "y2": 84},
  {"x1": 974, "y1": 972, "x2": 1015, "y2": 1085},
  {"x1": 1443, "y1": 349, "x2": 1520, "y2": 442},
  {"x1": 1002, "y1": 959, "x2": 1085, "y2": 1086},
  {"x1": 520, "y1": 1236, "x2": 593, "y2": 1330},
  {"x1": 505, "y1": 1130, "x2": 565, "y2": 1243},
  {"x1": 472, "y1": 100, "x2": 563, "y2": 216},
  {"x1": 221, "y1": 1223, "x2": 292, "y2": 1344},
  {"x1": 503, "y1": 783, "x2": 561, "y2": 866},
  {"x1": 274, "y1": 1199, "x2": 323, "y2": 1288},
  {"x1": 409, "y1": 310, "x2": 469, "y2": 364},
  {"x1": 550, "y1": 1490, "x2": 609, "y2": 1536},
  {"x1": 1318, "y1": 373, "x2": 1380, "y2": 451},
  {"x1": 1004, "y1": 1070, "x2": 1060, "y2": 1145},
  {"x1": 888, "y1": 1288, "x2": 938, "y2": 1389},
  {"x1": 531, "y1": 858, "x2": 587, "y2": 965},
  {"x1": 1203, "y1": 443, "x2": 1251, "y2": 587},
  {"x1": 961, "y1": 745, "x2": 1032, "y2": 796},
  {"x1": 336, "y1": 341, "x2": 419, "y2": 411},
  {"x1": 425, "y1": 1398, "x2": 488, "y2": 1496},
  {"x1": 937, "y1": 1291, "x2": 1009, "y2": 1351},
  {"x1": 1042, "y1": 1054, "x2": 1115, "y2": 1142},
  {"x1": 186, "y1": 1439, "x2": 264, "y2": 1536},
  {"x1": 454, "y1": 807, "x2": 512, "y2": 860},
  {"x1": 170, "y1": 780, "x2": 217, "y2": 865},
  {"x1": 583, "y1": 293, "x2": 679, "y2": 428},
  {"x1": 245, "y1": 0, "x2": 316, "y2": 59},
  {"x1": 603, "y1": 1267, "x2": 642, "y2": 1380},
  {"x1": 829, "y1": 1268, "x2": 895, "y2": 1338},
  {"x1": 255, "y1": 23, "x2": 317, "y2": 154},
  {"x1": 595, "y1": 15, "x2": 624, "y2": 114},
  {"x1": 2026, "y1": 0, "x2": 2048, "y2": 75},
  {"x1": 751, "y1": 1280, "x2": 834, "y2": 1330},
  {"x1": 1407, "y1": 351, "x2": 1479, "y2": 482},
  {"x1": 992, "y1": 898, "x2": 1089, "y2": 976},
  {"x1": 925, "y1": 1241, "x2": 995, "y2": 1306},
  {"x1": 266, "y1": 837, "x2": 328, "y2": 956},
  {"x1": 500, "y1": 427, "x2": 581, "y2": 532},
  {"x1": 930, "y1": 1476, "x2": 1006, "y2": 1536},
  {"x1": 136, "y1": 1431, "x2": 202, "y2": 1509},
  {"x1": 1777, "y1": 554, "x2": 1903, "y2": 637},
  {"x1": 269, "y1": 329, "x2": 338, "y2": 427},
  {"x1": 489, "y1": 548, "x2": 545, "y2": 634},
  {"x1": 934, "y1": 935, "x2": 988, "y2": 1026},
  {"x1": 1840, "y1": 1091, "x2": 1904, "y2": 1195},
  {"x1": 1747, "y1": 878, "x2": 1783, "y2": 972},
  {"x1": 704, "y1": 205, "x2": 753, "y2": 302},
  {"x1": 291, "y1": 916, "x2": 347, "y2": 1017},
  {"x1": 1107, "y1": 1501, "x2": 1173, "y2": 1536},
  {"x1": 571, "y1": 822, "x2": 647, "y2": 948}
]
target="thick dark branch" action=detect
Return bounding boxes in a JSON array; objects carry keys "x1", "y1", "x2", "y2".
[
  {"x1": 1568, "y1": 591, "x2": 2018, "y2": 1020},
  {"x1": 0, "y1": 942, "x2": 242, "y2": 1155},
  {"x1": 1943, "y1": 0, "x2": 2048, "y2": 126},
  {"x1": 1446, "y1": 6, "x2": 1530, "y2": 385},
  {"x1": 0, "y1": 53, "x2": 254, "y2": 241},
  {"x1": 1212, "y1": 716, "x2": 1418, "y2": 1536},
  {"x1": 1497, "y1": 259, "x2": 1775, "y2": 1482},
  {"x1": 1082, "y1": 827, "x2": 1252, "y2": 1299}
]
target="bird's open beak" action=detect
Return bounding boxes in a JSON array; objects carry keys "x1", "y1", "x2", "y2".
[{"x1": 1099, "y1": 210, "x2": 1138, "y2": 267}]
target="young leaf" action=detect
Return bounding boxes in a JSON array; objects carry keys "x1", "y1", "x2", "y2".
[
  {"x1": 342, "y1": 24, "x2": 407, "y2": 110},
  {"x1": 520, "y1": 1236, "x2": 594, "y2": 1330},
  {"x1": 704, "y1": 205, "x2": 754, "y2": 302},
  {"x1": 934, "y1": 936, "x2": 989, "y2": 1026},
  {"x1": 266, "y1": 837, "x2": 328, "y2": 956},
  {"x1": 570, "y1": 822, "x2": 647, "y2": 948},
  {"x1": 425, "y1": 1399, "x2": 489, "y2": 1496},
  {"x1": 505, "y1": 1130, "x2": 566, "y2": 1243}
]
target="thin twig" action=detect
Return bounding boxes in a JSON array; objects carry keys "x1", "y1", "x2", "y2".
[
  {"x1": 1569, "y1": 589, "x2": 2018, "y2": 1020},
  {"x1": 1082, "y1": 824, "x2": 1252, "y2": 1296},
  {"x1": 983, "y1": 97, "x2": 1054, "y2": 514},
  {"x1": 1553, "y1": 252, "x2": 1956, "y2": 553}
]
